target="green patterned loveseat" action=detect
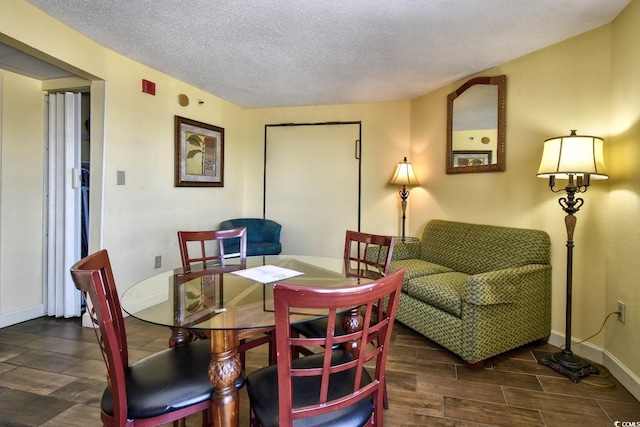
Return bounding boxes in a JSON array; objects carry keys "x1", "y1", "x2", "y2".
[{"x1": 389, "y1": 220, "x2": 551, "y2": 369}]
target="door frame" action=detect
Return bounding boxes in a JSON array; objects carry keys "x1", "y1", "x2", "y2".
[
  {"x1": 263, "y1": 121, "x2": 363, "y2": 243},
  {"x1": 41, "y1": 81, "x2": 106, "y2": 326}
]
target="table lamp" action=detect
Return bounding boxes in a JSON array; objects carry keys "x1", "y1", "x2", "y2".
[
  {"x1": 389, "y1": 157, "x2": 420, "y2": 242},
  {"x1": 536, "y1": 129, "x2": 608, "y2": 382}
]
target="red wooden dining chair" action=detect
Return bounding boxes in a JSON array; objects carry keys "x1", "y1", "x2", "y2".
[
  {"x1": 344, "y1": 230, "x2": 395, "y2": 279},
  {"x1": 177, "y1": 227, "x2": 274, "y2": 368},
  {"x1": 177, "y1": 227, "x2": 248, "y2": 270},
  {"x1": 291, "y1": 230, "x2": 395, "y2": 407},
  {"x1": 245, "y1": 268, "x2": 405, "y2": 427},
  {"x1": 70, "y1": 249, "x2": 219, "y2": 427}
]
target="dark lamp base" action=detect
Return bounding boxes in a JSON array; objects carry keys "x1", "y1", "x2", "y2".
[{"x1": 539, "y1": 351, "x2": 599, "y2": 383}]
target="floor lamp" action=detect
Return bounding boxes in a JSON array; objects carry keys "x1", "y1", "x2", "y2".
[
  {"x1": 389, "y1": 157, "x2": 420, "y2": 242},
  {"x1": 536, "y1": 130, "x2": 608, "y2": 383}
]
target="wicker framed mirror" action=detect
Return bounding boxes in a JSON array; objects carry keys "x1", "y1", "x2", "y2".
[{"x1": 446, "y1": 75, "x2": 506, "y2": 174}]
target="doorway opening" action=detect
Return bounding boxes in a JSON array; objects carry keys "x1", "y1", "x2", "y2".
[
  {"x1": 43, "y1": 90, "x2": 90, "y2": 318},
  {"x1": 263, "y1": 122, "x2": 362, "y2": 257}
]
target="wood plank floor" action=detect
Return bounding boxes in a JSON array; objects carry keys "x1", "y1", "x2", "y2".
[{"x1": 1, "y1": 316, "x2": 638, "y2": 426}]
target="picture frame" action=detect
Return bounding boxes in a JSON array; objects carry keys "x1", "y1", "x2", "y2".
[
  {"x1": 452, "y1": 150, "x2": 492, "y2": 167},
  {"x1": 175, "y1": 116, "x2": 224, "y2": 187}
]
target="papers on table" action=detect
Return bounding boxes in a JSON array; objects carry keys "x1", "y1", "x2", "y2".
[{"x1": 231, "y1": 265, "x2": 304, "y2": 284}]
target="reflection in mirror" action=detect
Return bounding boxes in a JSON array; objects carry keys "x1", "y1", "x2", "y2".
[
  {"x1": 453, "y1": 85, "x2": 497, "y2": 158},
  {"x1": 446, "y1": 75, "x2": 506, "y2": 174}
]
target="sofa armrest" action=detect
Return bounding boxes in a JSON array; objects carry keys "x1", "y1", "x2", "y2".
[
  {"x1": 463, "y1": 264, "x2": 552, "y2": 305},
  {"x1": 390, "y1": 241, "x2": 421, "y2": 260}
]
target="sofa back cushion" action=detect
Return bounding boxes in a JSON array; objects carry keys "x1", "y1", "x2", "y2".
[{"x1": 420, "y1": 220, "x2": 550, "y2": 275}]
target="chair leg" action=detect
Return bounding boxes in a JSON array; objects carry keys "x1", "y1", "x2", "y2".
[
  {"x1": 267, "y1": 330, "x2": 277, "y2": 365},
  {"x1": 249, "y1": 406, "x2": 261, "y2": 427},
  {"x1": 201, "y1": 408, "x2": 212, "y2": 427},
  {"x1": 238, "y1": 331, "x2": 274, "y2": 369},
  {"x1": 168, "y1": 327, "x2": 194, "y2": 348},
  {"x1": 239, "y1": 338, "x2": 247, "y2": 370},
  {"x1": 383, "y1": 378, "x2": 388, "y2": 410}
]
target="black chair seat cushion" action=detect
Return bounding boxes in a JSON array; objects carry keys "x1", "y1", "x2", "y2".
[
  {"x1": 292, "y1": 314, "x2": 379, "y2": 349},
  {"x1": 292, "y1": 315, "x2": 346, "y2": 340},
  {"x1": 291, "y1": 317, "x2": 345, "y2": 351},
  {"x1": 102, "y1": 339, "x2": 244, "y2": 419},
  {"x1": 246, "y1": 349, "x2": 373, "y2": 427}
]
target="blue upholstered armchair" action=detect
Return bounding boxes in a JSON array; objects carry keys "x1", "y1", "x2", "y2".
[{"x1": 219, "y1": 218, "x2": 282, "y2": 256}]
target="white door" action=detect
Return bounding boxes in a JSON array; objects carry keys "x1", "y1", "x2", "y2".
[
  {"x1": 45, "y1": 92, "x2": 82, "y2": 318},
  {"x1": 264, "y1": 123, "x2": 361, "y2": 257}
]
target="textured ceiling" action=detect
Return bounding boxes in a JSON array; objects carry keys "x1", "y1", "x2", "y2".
[{"x1": 23, "y1": 0, "x2": 630, "y2": 108}]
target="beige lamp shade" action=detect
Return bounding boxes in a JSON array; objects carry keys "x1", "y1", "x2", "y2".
[
  {"x1": 536, "y1": 130, "x2": 608, "y2": 180},
  {"x1": 390, "y1": 157, "x2": 420, "y2": 186}
]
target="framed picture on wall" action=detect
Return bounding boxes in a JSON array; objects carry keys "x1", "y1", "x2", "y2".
[
  {"x1": 175, "y1": 116, "x2": 224, "y2": 187},
  {"x1": 452, "y1": 150, "x2": 492, "y2": 167}
]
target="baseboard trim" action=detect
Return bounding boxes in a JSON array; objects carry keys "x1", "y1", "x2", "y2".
[
  {"x1": 0, "y1": 305, "x2": 44, "y2": 328},
  {"x1": 603, "y1": 350, "x2": 640, "y2": 402},
  {"x1": 81, "y1": 311, "x2": 92, "y2": 327},
  {"x1": 549, "y1": 330, "x2": 640, "y2": 401}
]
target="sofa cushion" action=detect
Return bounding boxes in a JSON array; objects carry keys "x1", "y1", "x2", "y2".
[
  {"x1": 420, "y1": 220, "x2": 551, "y2": 275},
  {"x1": 390, "y1": 259, "x2": 453, "y2": 291},
  {"x1": 407, "y1": 272, "x2": 469, "y2": 317},
  {"x1": 419, "y1": 220, "x2": 472, "y2": 268}
]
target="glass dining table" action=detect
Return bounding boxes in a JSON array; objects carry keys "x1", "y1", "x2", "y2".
[{"x1": 120, "y1": 255, "x2": 370, "y2": 427}]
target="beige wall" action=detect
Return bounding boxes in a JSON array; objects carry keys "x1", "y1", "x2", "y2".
[
  {"x1": 607, "y1": 0, "x2": 640, "y2": 378},
  {"x1": 0, "y1": 70, "x2": 45, "y2": 316},
  {"x1": 0, "y1": 0, "x2": 638, "y2": 388},
  {"x1": 410, "y1": 3, "x2": 639, "y2": 378},
  {"x1": 245, "y1": 103, "x2": 411, "y2": 236},
  {"x1": 0, "y1": 0, "x2": 251, "y2": 311},
  {"x1": 94, "y1": 56, "x2": 250, "y2": 285}
]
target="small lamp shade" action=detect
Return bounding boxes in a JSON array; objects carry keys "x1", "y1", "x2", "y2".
[
  {"x1": 390, "y1": 157, "x2": 420, "y2": 186},
  {"x1": 537, "y1": 130, "x2": 608, "y2": 180}
]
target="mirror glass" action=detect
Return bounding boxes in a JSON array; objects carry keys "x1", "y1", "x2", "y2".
[{"x1": 446, "y1": 75, "x2": 506, "y2": 174}]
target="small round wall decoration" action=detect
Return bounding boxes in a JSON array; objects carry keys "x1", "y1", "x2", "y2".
[
  {"x1": 178, "y1": 94, "x2": 190, "y2": 106},
  {"x1": 481, "y1": 136, "x2": 490, "y2": 144}
]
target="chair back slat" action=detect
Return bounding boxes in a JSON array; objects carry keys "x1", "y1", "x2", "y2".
[
  {"x1": 177, "y1": 227, "x2": 247, "y2": 269},
  {"x1": 273, "y1": 267, "x2": 405, "y2": 426}
]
